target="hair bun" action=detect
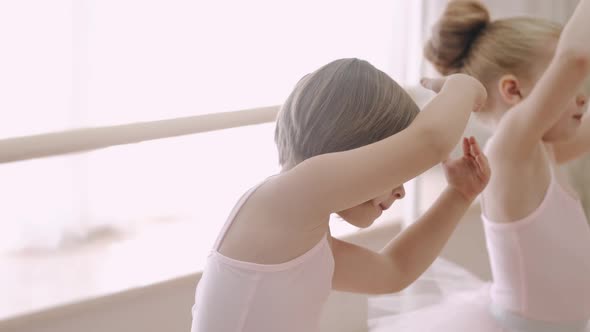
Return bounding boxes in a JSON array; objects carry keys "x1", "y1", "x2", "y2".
[{"x1": 424, "y1": 0, "x2": 490, "y2": 75}]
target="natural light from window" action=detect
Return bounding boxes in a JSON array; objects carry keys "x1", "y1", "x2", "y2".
[{"x1": 0, "y1": 0, "x2": 422, "y2": 319}]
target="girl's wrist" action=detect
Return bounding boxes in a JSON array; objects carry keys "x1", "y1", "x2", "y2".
[{"x1": 445, "y1": 186, "x2": 476, "y2": 204}]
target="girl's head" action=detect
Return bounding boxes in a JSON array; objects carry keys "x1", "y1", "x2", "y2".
[
  {"x1": 426, "y1": 0, "x2": 587, "y2": 142},
  {"x1": 275, "y1": 58, "x2": 419, "y2": 227}
]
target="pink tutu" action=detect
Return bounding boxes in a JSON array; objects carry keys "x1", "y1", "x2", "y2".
[{"x1": 368, "y1": 259, "x2": 590, "y2": 332}]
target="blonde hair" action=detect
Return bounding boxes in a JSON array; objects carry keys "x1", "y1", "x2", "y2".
[
  {"x1": 425, "y1": 1, "x2": 562, "y2": 88},
  {"x1": 275, "y1": 58, "x2": 419, "y2": 168}
]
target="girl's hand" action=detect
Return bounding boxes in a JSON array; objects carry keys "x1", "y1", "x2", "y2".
[
  {"x1": 420, "y1": 77, "x2": 447, "y2": 93},
  {"x1": 442, "y1": 136, "x2": 491, "y2": 201},
  {"x1": 421, "y1": 74, "x2": 487, "y2": 112}
]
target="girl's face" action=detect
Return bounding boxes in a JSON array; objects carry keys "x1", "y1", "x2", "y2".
[
  {"x1": 337, "y1": 185, "x2": 405, "y2": 228},
  {"x1": 531, "y1": 44, "x2": 588, "y2": 142},
  {"x1": 542, "y1": 90, "x2": 587, "y2": 142}
]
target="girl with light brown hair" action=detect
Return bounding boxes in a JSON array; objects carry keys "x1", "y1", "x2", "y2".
[
  {"x1": 372, "y1": 0, "x2": 590, "y2": 331},
  {"x1": 192, "y1": 57, "x2": 489, "y2": 331}
]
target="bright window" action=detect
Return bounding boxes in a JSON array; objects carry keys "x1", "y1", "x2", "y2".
[{"x1": 0, "y1": 0, "x2": 420, "y2": 253}]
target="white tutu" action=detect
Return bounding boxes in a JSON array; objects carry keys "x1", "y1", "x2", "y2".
[{"x1": 368, "y1": 258, "x2": 590, "y2": 332}]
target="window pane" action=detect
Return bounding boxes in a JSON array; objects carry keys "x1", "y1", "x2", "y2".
[
  {"x1": 0, "y1": 124, "x2": 277, "y2": 253},
  {"x1": 86, "y1": 123, "x2": 280, "y2": 247},
  {"x1": 0, "y1": 1, "x2": 72, "y2": 138},
  {"x1": 0, "y1": 157, "x2": 77, "y2": 252},
  {"x1": 86, "y1": 0, "x2": 410, "y2": 125}
]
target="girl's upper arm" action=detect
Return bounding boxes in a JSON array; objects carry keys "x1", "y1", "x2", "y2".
[{"x1": 331, "y1": 237, "x2": 404, "y2": 294}]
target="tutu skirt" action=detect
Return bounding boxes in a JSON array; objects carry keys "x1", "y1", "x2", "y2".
[{"x1": 368, "y1": 259, "x2": 589, "y2": 332}]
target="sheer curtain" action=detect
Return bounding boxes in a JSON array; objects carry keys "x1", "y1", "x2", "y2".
[{"x1": 0, "y1": 0, "x2": 424, "y2": 252}]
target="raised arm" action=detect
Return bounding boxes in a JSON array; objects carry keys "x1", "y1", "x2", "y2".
[
  {"x1": 331, "y1": 187, "x2": 472, "y2": 294},
  {"x1": 495, "y1": 0, "x2": 590, "y2": 158},
  {"x1": 273, "y1": 74, "x2": 486, "y2": 218},
  {"x1": 332, "y1": 137, "x2": 490, "y2": 294}
]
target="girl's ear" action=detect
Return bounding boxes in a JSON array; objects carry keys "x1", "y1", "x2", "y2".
[{"x1": 497, "y1": 74, "x2": 524, "y2": 106}]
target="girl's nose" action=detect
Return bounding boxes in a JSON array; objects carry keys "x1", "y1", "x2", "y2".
[
  {"x1": 393, "y1": 185, "x2": 405, "y2": 199},
  {"x1": 576, "y1": 93, "x2": 588, "y2": 108}
]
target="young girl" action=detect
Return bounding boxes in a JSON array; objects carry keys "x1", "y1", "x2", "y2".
[
  {"x1": 191, "y1": 58, "x2": 489, "y2": 331},
  {"x1": 371, "y1": 0, "x2": 590, "y2": 331}
]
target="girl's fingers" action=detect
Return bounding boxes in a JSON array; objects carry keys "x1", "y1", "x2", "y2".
[
  {"x1": 476, "y1": 154, "x2": 490, "y2": 176},
  {"x1": 470, "y1": 136, "x2": 483, "y2": 156},
  {"x1": 420, "y1": 77, "x2": 445, "y2": 92},
  {"x1": 420, "y1": 78, "x2": 432, "y2": 90},
  {"x1": 462, "y1": 137, "x2": 471, "y2": 157}
]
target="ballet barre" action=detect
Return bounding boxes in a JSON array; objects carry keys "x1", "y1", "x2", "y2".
[{"x1": 0, "y1": 105, "x2": 280, "y2": 164}]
